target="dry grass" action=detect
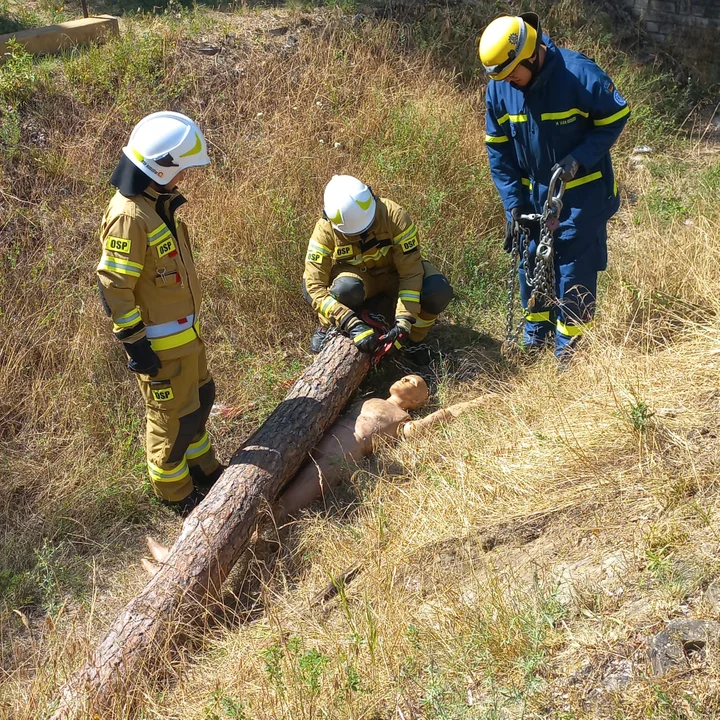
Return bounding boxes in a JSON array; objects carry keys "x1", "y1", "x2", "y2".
[
  {"x1": 1, "y1": 1, "x2": 719, "y2": 718},
  {"x1": 143, "y1": 200, "x2": 720, "y2": 719}
]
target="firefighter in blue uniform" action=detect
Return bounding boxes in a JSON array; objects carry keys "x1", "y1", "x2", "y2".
[{"x1": 478, "y1": 12, "x2": 630, "y2": 357}]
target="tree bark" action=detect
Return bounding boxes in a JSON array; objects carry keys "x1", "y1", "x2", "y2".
[{"x1": 51, "y1": 332, "x2": 370, "y2": 719}]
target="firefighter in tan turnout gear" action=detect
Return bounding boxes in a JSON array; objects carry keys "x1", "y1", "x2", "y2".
[
  {"x1": 303, "y1": 175, "x2": 454, "y2": 365},
  {"x1": 97, "y1": 111, "x2": 221, "y2": 514}
]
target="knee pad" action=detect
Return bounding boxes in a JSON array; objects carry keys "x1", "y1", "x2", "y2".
[
  {"x1": 198, "y1": 378, "x2": 216, "y2": 413},
  {"x1": 330, "y1": 275, "x2": 366, "y2": 309},
  {"x1": 421, "y1": 273, "x2": 454, "y2": 315},
  {"x1": 167, "y1": 407, "x2": 204, "y2": 464}
]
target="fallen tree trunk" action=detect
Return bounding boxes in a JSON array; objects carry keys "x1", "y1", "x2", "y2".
[{"x1": 51, "y1": 332, "x2": 369, "y2": 719}]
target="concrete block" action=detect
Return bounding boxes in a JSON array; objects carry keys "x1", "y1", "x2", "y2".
[
  {"x1": 0, "y1": 15, "x2": 119, "y2": 59},
  {"x1": 650, "y1": 11, "x2": 678, "y2": 23},
  {"x1": 649, "y1": 0, "x2": 677, "y2": 12},
  {"x1": 688, "y1": 14, "x2": 712, "y2": 25},
  {"x1": 694, "y1": 4, "x2": 720, "y2": 19},
  {"x1": 659, "y1": 22, "x2": 680, "y2": 35}
]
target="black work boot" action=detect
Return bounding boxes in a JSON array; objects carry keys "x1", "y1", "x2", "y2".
[
  {"x1": 401, "y1": 340, "x2": 433, "y2": 366},
  {"x1": 309, "y1": 326, "x2": 329, "y2": 354},
  {"x1": 162, "y1": 488, "x2": 204, "y2": 517},
  {"x1": 191, "y1": 464, "x2": 225, "y2": 496}
]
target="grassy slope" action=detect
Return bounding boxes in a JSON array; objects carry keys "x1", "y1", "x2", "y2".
[{"x1": 1, "y1": 1, "x2": 720, "y2": 718}]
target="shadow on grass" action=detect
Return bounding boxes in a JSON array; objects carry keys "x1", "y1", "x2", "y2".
[
  {"x1": 76, "y1": 0, "x2": 328, "y2": 16},
  {"x1": 88, "y1": 0, "x2": 226, "y2": 14},
  {"x1": 371, "y1": 0, "x2": 717, "y2": 91},
  {"x1": 0, "y1": 13, "x2": 31, "y2": 34}
]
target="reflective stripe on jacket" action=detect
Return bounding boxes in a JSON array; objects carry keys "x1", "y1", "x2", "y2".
[
  {"x1": 485, "y1": 35, "x2": 630, "y2": 241},
  {"x1": 303, "y1": 198, "x2": 424, "y2": 326},
  {"x1": 97, "y1": 187, "x2": 202, "y2": 355}
]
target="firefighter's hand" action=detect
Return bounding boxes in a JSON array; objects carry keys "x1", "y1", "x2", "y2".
[
  {"x1": 552, "y1": 154, "x2": 579, "y2": 182},
  {"x1": 380, "y1": 316, "x2": 415, "y2": 349},
  {"x1": 506, "y1": 207, "x2": 532, "y2": 253},
  {"x1": 124, "y1": 336, "x2": 161, "y2": 377},
  {"x1": 342, "y1": 315, "x2": 379, "y2": 354}
]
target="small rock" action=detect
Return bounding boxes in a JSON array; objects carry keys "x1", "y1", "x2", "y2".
[
  {"x1": 632, "y1": 145, "x2": 653, "y2": 153},
  {"x1": 602, "y1": 659, "x2": 633, "y2": 691},
  {"x1": 583, "y1": 658, "x2": 633, "y2": 710},
  {"x1": 267, "y1": 26, "x2": 289, "y2": 36},
  {"x1": 552, "y1": 550, "x2": 630, "y2": 608},
  {"x1": 283, "y1": 35, "x2": 299, "y2": 50},
  {"x1": 648, "y1": 619, "x2": 720, "y2": 676},
  {"x1": 705, "y1": 578, "x2": 720, "y2": 614},
  {"x1": 196, "y1": 43, "x2": 221, "y2": 56}
]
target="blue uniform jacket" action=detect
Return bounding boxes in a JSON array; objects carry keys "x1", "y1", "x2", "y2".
[{"x1": 485, "y1": 35, "x2": 630, "y2": 244}]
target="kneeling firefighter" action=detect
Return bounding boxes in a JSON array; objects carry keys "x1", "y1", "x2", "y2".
[
  {"x1": 97, "y1": 111, "x2": 222, "y2": 515},
  {"x1": 303, "y1": 175, "x2": 454, "y2": 365}
]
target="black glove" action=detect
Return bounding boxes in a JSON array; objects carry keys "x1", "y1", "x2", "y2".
[
  {"x1": 552, "y1": 154, "x2": 579, "y2": 182},
  {"x1": 379, "y1": 316, "x2": 414, "y2": 349},
  {"x1": 342, "y1": 314, "x2": 379, "y2": 354},
  {"x1": 505, "y1": 207, "x2": 532, "y2": 253},
  {"x1": 123, "y1": 336, "x2": 161, "y2": 377}
]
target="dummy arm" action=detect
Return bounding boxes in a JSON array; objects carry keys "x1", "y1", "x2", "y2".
[{"x1": 401, "y1": 395, "x2": 494, "y2": 440}]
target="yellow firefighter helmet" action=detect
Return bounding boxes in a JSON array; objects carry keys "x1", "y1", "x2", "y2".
[{"x1": 478, "y1": 13, "x2": 541, "y2": 81}]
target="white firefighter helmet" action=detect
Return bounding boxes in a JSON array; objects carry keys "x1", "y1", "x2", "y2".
[
  {"x1": 123, "y1": 111, "x2": 210, "y2": 185},
  {"x1": 323, "y1": 174, "x2": 377, "y2": 235}
]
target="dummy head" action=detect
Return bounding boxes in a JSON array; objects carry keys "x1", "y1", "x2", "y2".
[{"x1": 389, "y1": 375, "x2": 429, "y2": 410}]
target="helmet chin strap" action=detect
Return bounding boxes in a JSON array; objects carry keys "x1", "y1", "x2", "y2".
[
  {"x1": 520, "y1": 54, "x2": 541, "y2": 77},
  {"x1": 515, "y1": 12, "x2": 543, "y2": 86},
  {"x1": 511, "y1": 47, "x2": 544, "y2": 91}
]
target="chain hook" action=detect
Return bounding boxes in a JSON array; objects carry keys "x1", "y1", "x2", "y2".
[{"x1": 502, "y1": 166, "x2": 565, "y2": 359}]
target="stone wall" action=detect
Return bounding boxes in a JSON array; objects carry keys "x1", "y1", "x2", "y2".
[
  {"x1": 623, "y1": 0, "x2": 719, "y2": 80},
  {"x1": 623, "y1": 0, "x2": 720, "y2": 43}
]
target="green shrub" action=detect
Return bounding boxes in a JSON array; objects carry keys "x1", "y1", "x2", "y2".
[{"x1": 63, "y1": 29, "x2": 189, "y2": 119}]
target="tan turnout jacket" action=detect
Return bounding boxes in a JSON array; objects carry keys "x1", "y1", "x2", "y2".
[
  {"x1": 303, "y1": 198, "x2": 423, "y2": 327},
  {"x1": 97, "y1": 187, "x2": 202, "y2": 357}
]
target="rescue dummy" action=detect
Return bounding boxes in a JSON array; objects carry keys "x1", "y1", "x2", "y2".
[
  {"x1": 275, "y1": 374, "x2": 489, "y2": 522},
  {"x1": 303, "y1": 175, "x2": 454, "y2": 366},
  {"x1": 143, "y1": 375, "x2": 491, "y2": 573},
  {"x1": 97, "y1": 112, "x2": 221, "y2": 515},
  {"x1": 479, "y1": 13, "x2": 630, "y2": 358}
]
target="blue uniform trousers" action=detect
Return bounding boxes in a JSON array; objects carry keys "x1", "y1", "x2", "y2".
[{"x1": 519, "y1": 227, "x2": 608, "y2": 357}]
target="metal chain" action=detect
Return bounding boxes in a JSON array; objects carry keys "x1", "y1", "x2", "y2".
[{"x1": 501, "y1": 168, "x2": 565, "y2": 359}]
